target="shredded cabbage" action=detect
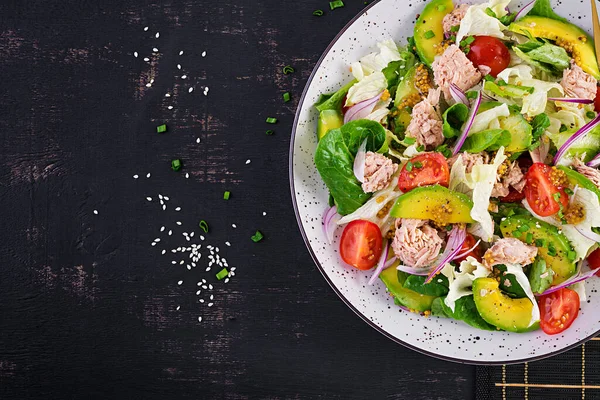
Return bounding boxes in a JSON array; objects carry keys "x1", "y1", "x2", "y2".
[
  {"x1": 570, "y1": 281, "x2": 587, "y2": 302},
  {"x1": 450, "y1": 148, "x2": 506, "y2": 242},
  {"x1": 471, "y1": 103, "x2": 510, "y2": 133},
  {"x1": 444, "y1": 256, "x2": 491, "y2": 312},
  {"x1": 345, "y1": 71, "x2": 388, "y2": 106},
  {"x1": 456, "y1": 0, "x2": 511, "y2": 44},
  {"x1": 503, "y1": 263, "x2": 540, "y2": 327},
  {"x1": 352, "y1": 39, "x2": 401, "y2": 81}
]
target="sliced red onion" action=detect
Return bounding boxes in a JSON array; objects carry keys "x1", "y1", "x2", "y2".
[
  {"x1": 353, "y1": 139, "x2": 367, "y2": 183},
  {"x1": 322, "y1": 206, "x2": 341, "y2": 244},
  {"x1": 425, "y1": 225, "x2": 467, "y2": 283},
  {"x1": 587, "y1": 152, "x2": 600, "y2": 168},
  {"x1": 396, "y1": 303, "x2": 412, "y2": 312},
  {"x1": 453, "y1": 239, "x2": 481, "y2": 261},
  {"x1": 368, "y1": 240, "x2": 389, "y2": 285},
  {"x1": 554, "y1": 115, "x2": 600, "y2": 164},
  {"x1": 514, "y1": 0, "x2": 536, "y2": 21},
  {"x1": 396, "y1": 264, "x2": 434, "y2": 276},
  {"x1": 452, "y1": 90, "x2": 482, "y2": 156},
  {"x1": 344, "y1": 92, "x2": 383, "y2": 124},
  {"x1": 574, "y1": 226, "x2": 600, "y2": 243},
  {"x1": 481, "y1": 92, "x2": 496, "y2": 102},
  {"x1": 450, "y1": 83, "x2": 469, "y2": 106},
  {"x1": 384, "y1": 256, "x2": 398, "y2": 268},
  {"x1": 548, "y1": 97, "x2": 594, "y2": 105}
]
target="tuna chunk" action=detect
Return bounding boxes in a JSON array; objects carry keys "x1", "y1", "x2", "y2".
[
  {"x1": 448, "y1": 152, "x2": 489, "y2": 173},
  {"x1": 572, "y1": 158, "x2": 600, "y2": 188},
  {"x1": 362, "y1": 152, "x2": 399, "y2": 193},
  {"x1": 482, "y1": 238, "x2": 538, "y2": 269},
  {"x1": 432, "y1": 45, "x2": 482, "y2": 101},
  {"x1": 392, "y1": 219, "x2": 444, "y2": 269},
  {"x1": 561, "y1": 61, "x2": 598, "y2": 101},
  {"x1": 405, "y1": 89, "x2": 444, "y2": 150},
  {"x1": 491, "y1": 161, "x2": 526, "y2": 198},
  {"x1": 442, "y1": 4, "x2": 469, "y2": 35}
]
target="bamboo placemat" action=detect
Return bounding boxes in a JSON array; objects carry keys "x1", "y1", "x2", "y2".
[{"x1": 477, "y1": 338, "x2": 600, "y2": 399}]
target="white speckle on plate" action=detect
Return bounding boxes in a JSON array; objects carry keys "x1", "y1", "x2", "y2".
[
  {"x1": 188, "y1": 87, "x2": 194, "y2": 93},
  {"x1": 165, "y1": 93, "x2": 171, "y2": 97},
  {"x1": 133, "y1": 52, "x2": 138, "y2": 58}
]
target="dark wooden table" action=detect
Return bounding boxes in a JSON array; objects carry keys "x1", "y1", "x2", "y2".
[{"x1": 0, "y1": 1, "x2": 475, "y2": 398}]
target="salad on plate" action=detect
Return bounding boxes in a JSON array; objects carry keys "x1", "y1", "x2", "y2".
[{"x1": 314, "y1": 0, "x2": 600, "y2": 335}]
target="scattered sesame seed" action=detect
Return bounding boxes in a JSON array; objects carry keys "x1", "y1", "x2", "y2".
[
  {"x1": 160, "y1": 226, "x2": 165, "y2": 232},
  {"x1": 209, "y1": 284, "x2": 213, "y2": 290},
  {"x1": 232, "y1": 224, "x2": 237, "y2": 228},
  {"x1": 196, "y1": 138, "x2": 201, "y2": 144},
  {"x1": 205, "y1": 267, "x2": 211, "y2": 272},
  {"x1": 202, "y1": 51, "x2": 207, "y2": 57},
  {"x1": 198, "y1": 316, "x2": 202, "y2": 322},
  {"x1": 245, "y1": 159, "x2": 251, "y2": 165},
  {"x1": 177, "y1": 280, "x2": 183, "y2": 285},
  {"x1": 143, "y1": 57, "x2": 150, "y2": 62},
  {"x1": 208, "y1": 303, "x2": 214, "y2": 307},
  {"x1": 172, "y1": 261, "x2": 177, "y2": 264},
  {"x1": 176, "y1": 221, "x2": 182, "y2": 226},
  {"x1": 162, "y1": 205, "x2": 166, "y2": 211},
  {"x1": 179, "y1": 51, "x2": 184, "y2": 55},
  {"x1": 133, "y1": 174, "x2": 139, "y2": 179},
  {"x1": 146, "y1": 83, "x2": 152, "y2": 87},
  {"x1": 185, "y1": 173, "x2": 189, "y2": 179},
  {"x1": 187, "y1": 265, "x2": 191, "y2": 270},
  {"x1": 146, "y1": 173, "x2": 151, "y2": 178},
  {"x1": 177, "y1": 64, "x2": 182, "y2": 70},
  {"x1": 93, "y1": 210, "x2": 98, "y2": 215},
  {"x1": 146, "y1": 197, "x2": 152, "y2": 201},
  {"x1": 225, "y1": 241, "x2": 231, "y2": 246},
  {"x1": 155, "y1": 32, "x2": 160, "y2": 38},
  {"x1": 162, "y1": 250, "x2": 166, "y2": 255},
  {"x1": 224, "y1": 278, "x2": 229, "y2": 283},
  {"x1": 181, "y1": 75, "x2": 187, "y2": 79},
  {"x1": 165, "y1": 93, "x2": 171, "y2": 97},
  {"x1": 190, "y1": 232, "x2": 195, "y2": 237},
  {"x1": 154, "y1": 238, "x2": 161, "y2": 243},
  {"x1": 153, "y1": 47, "x2": 158, "y2": 52},
  {"x1": 169, "y1": 230, "x2": 173, "y2": 236},
  {"x1": 176, "y1": 306, "x2": 180, "y2": 311},
  {"x1": 263, "y1": 212, "x2": 267, "y2": 216},
  {"x1": 188, "y1": 87, "x2": 194, "y2": 93},
  {"x1": 200, "y1": 299, "x2": 205, "y2": 303},
  {"x1": 196, "y1": 290, "x2": 201, "y2": 295},
  {"x1": 168, "y1": 106, "x2": 173, "y2": 110},
  {"x1": 133, "y1": 52, "x2": 138, "y2": 58},
  {"x1": 175, "y1": 207, "x2": 181, "y2": 211},
  {"x1": 210, "y1": 295, "x2": 214, "y2": 300}
]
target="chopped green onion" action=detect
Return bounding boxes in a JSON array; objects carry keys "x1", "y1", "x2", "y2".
[
  {"x1": 413, "y1": 161, "x2": 423, "y2": 169},
  {"x1": 406, "y1": 162, "x2": 413, "y2": 172},
  {"x1": 216, "y1": 268, "x2": 229, "y2": 280},
  {"x1": 424, "y1": 30, "x2": 435, "y2": 39},
  {"x1": 199, "y1": 220, "x2": 209, "y2": 233},
  {"x1": 484, "y1": 75, "x2": 495, "y2": 82},
  {"x1": 587, "y1": 111, "x2": 597, "y2": 119},
  {"x1": 283, "y1": 92, "x2": 291, "y2": 102},
  {"x1": 282, "y1": 65, "x2": 295, "y2": 74},
  {"x1": 404, "y1": 137, "x2": 416, "y2": 145},
  {"x1": 437, "y1": 4, "x2": 447, "y2": 11},
  {"x1": 223, "y1": 191, "x2": 230, "y2": 200},
  {"x1": 251, "y1": 230, "x2": 264, "y2": 243},
  {"x1": 525, "y1": 232, "x2": 533, "y2": 244},
  {"x1": 552, "y1": 192, "x2": 562, "y2": 203},
  {"x1": 266, "y1": 130, "x2": 274, "y2": 135},
  {"x1": 565, "y1": 188, "x2": 574, "y2": 195},
  {"x1": 485, "y1": 7, "x2": 497, "y2": 17},
  {"x1": 497, "y1": 79, "x2": 508, "y2": 87},
  {"x1": 518, "y1": 224, "x2": 530, "y2": 232},
  {"x1": 535, "y1": 239, "x2": 547, "y2": 247},
  {"x1": 445, "y1": 225, "x2": 453, "y2": 231},
  {"x1": 548, "y1": 243, "x2": 557, "y2": 256},
  {"x1": 313, "y1": 9, "x2": 324, "y2": 16},
  {"x1": 329, "y1": 0, "x2": 344, "y2": 10},
  {"x1": 156, "y1": 124, "x2": 167, "y2": 133},
  {"x1": 559, "y1": 124, "x2": 568, "y2": 133},
  {"x1": 417, "y1": 145, "x2": 425, "y2": 152},
  {"x1": 512, "y1": 230, "x2": 522, "y2": 238},
  {"x1": 450, "y1": 25, "x2": 460, "y2": 33},
  {"x1": 171, "y1": 159, "x2": 182, "y2": 171},
  {"x1": 567, "y1": 250, "x2": 577, "y2": 261},
  {"x1": 266, "y1": 117, "x2": 278, "y2": 124},
  {"x1": 466, "y1": 91, "x2": 478, "y2": 100},
  {"x1": 435, "y1": 144, "x2": 452, "y2": 158}
]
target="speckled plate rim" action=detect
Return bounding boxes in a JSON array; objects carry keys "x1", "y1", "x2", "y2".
[{"x1": 288, "y1": 0, "x2": 600, "y2": 365}]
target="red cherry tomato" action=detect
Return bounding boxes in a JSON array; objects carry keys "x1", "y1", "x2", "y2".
[
  {"x1": 595, "y1": 86, "x2": 600, "y2": 113},
  {"x1": 538, "y1": 288, "x2": 580, "y2": 335},
  {"x1": 524, "y1": 163, "x2": 569, "y2": 217},
  {"x1": 587, "y1": 248, "x2": 600, "y2": 276},
  {"x1": 454, "y1": 234, "x2": 482, "y2": 263},
  {"x1": 340, "y1": 220, "x2": 383, "y2": 270},
  {"x1": 500, "y1": 187, "x2": 526, "y2": 203},
  {"x1": 467, "y1": 36, "x2": 511, "y2": 77},
  {"x1": 397, "y1": 152, "x2": 450, "y2": 193}
]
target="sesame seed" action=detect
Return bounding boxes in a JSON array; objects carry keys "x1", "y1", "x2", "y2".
[
  {"x1": 181, "y1": 75, "x2": 187, "y2": 79},
  {"x1": 164, "y1": 196, "x2": 169, "y2": 201},
  {"x1": 151, "y1": 242, "x2": 156, "y2": 247},
  {"x1": 225, "y1": 241, "x2": 231, "y2": 246},
  {"x1": 146, "y1": 173, "x2": 151, "y2": 178},
  {"x1": 133, "y1": 174, "x2": 139, "y2": 179},
  {"x1": 168, "y1": 106, "x2": 173, "y2": 110},
  {"x1": 210, "y1": 295, "x2": 214, "y2": 300},
  {"x1": 143, "y1": 57, "x2": 150, "y2": 62},
  {"x1": 196, "y1": 138, "x2": 201, "y2": 144},
  {"x1": 146, "y1": 197, "x2": 152, "y2": 201},
  {"x1": 168, "y1": 230, "x2": 172, "y2": 236},
  {"x1": 205, "y1": 267, "x2": 211, "y2": 272},
  {"x1": 209, "y1": 284, "x2": 213, "y2": 290},
  {"x1": 93, "y1": 210, "x2": 98, "y2": 215},
  {"x1": 144, "y1": 26, "x2": 148, "y2": 31},
  {"x1": 177, "y1": 64, "x2": 182, "y2": 70},
  {"x1": 190, "y1": 232, "x2": 195, "y2": 237},
  {"x1": 175, "y1": 207, "x2": 181, "y2": 211},
  {"x1": 158, "y1": 194, "x2": 163, "y2": 200},
  {"x1": 162, "y1": 205, "x2": 166, "y2": 211},
  {"x1": 232, "y1": 224, "x2": 237, "y2": 228},
  {"x1": 176, "y1": 306, "x2": 180, "y2": 311},
  {"x1": 245, "y1": 159, "x2": 251, "y2": 165},
  {"x1": 224, "y1": 278, "x2": 229, "y2": 283},
  {"x1": 263, "y1": 212, "x2": 267, "y2": 216},
  {"x1": 188, "y1": 87, "x2": 194, "y2": 93},
  {"x1": 198, "y1": 316, "x2": 202, "y2": 322},
  {"x1": 187, "y1": 265, "x2": 191, "y2": 270},
  {"x1": 177, "y1": 280, "x2": 183, "y2": 285},
  {"x1": 162, "y1": 250, "x2": 166, "y2": 255},
  {"x1": 145, "y1": 83, "x2": 152, "y2": 87},
  {"x1": 160, "y1": 226, "x2": 165, "y2": 232},
  {"x1": 172, "y1": 261, "x2": 177, "y2": 264},
  {"x1": 185, "y1": 173, "x2": 189, "y2": 179},
  {"x1": 200, "y1": 299, "x2": 205, "y2": 303},
  {"x1": 155, "y1": 32, "x2": 160, "y2": 38},
  {"x1": 196, "y1": 290, "x2": 201, "y2": 295},
  {"x1": 153, "y1": 47, "x2": 158, "y2": 52},
  {"x1": 202, "y1": 51, "x2": 207, "y2": 57},
  {"x1": 179, "y1": 51, "x2": 184, "y2": 55},
  {"x1": 133, "y1": 52, "x2": 138, "y2": 58},
  {"x1": 154, "y1": 238, "x2": 161, "y2": 243},
  {"x1": 176, "y1": 221, "x2": 182, "y2": 226},
  {"x1": 165, "y1": 93, "x2": 171, "y2": 97},
  {"x1": 208, "y1": 303, "x2": 213, "y2": 307}
]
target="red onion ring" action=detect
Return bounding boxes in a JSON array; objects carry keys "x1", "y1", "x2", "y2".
[
  {"x1": 554, "y1": 115, "x2": 600, "y2": 164},
  {"x1": 587, "y1": 152, "x2": 600, "y2": 168},
  {"x1": 425, "y1": 225, "x2": 467, "y2": 283},
  {"x1": 450, "y1": 83, "x2": 469, "y2": 106},
  {"x1": 452, "y1": 91, "x2": 482, "y2": 156},
  {"x1": 384, "y1": 256, "x2": 398, "y2": 269},
  {"x1": 514, "y1": 0, "x2": 536, "y2": 21},
  {"x1": 344, "y1": 92, "x2": 383, "y2": 124},
  {"x1": 396, "y1": 264, "x2": 434, "y2": 276},
  {"x1": 535, "y1": 262, "x2": 597, "y2": 297},
  {"x1": 453, "y1": 239, "x2": 481, "y2": 261},
  {"x1": 322, "y1": 206, "x2": 341, "y2": 244},
  {"x1": 548, "y1": 97, "x2": 594, "y2": 105},
  {"x1": 574, "y1": 226, "x2": 600, "y2": 243},
  {"x1": 368, "y1": 240, "x2": 389, "y2": 285},
  {"x1": 353, "y1": 139, "x2": 367, "y2": 183}
]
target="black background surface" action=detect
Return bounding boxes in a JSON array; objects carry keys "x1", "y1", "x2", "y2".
[{"x1": 0, "y1": 1, "x2": 475, "y2": 398}]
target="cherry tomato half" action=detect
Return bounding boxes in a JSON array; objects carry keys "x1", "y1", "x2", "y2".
[
  {"x1": 467, "y1": 36, "x2": 511, "y2": 77},
  {"x1": 587, "y1": 248, "x2": 600, "y2": 276},
  {"x1": 524, "y1": 163, "x2": 569, "y2": 217},
  {"x1": 500, "y1": 187, "x2": 526, "y2": 203},
  {"x1": 340, "y1": 220, "x2": 383, "y2": 270},
  {"x1": 397, "y1": 152, "x2": 450, "y2": 193},
  {"x1": 538, "y1": 288, "x2": 580, "y2": 335},
  {"x1": 454, "y1": 234, "x2": 482, "y2": 263}
]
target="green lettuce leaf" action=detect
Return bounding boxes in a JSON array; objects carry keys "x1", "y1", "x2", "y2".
[
  {"x1": 443, "y1": 103, "x2": 469, "y2": 138},
  {"x1": 461, "y1": 129, "x2": 511, "y2": 153},
  {"x1": 314, "y1": 120, "x2": 387, "y2": 215},
  {"x1": 529, "y1": 0, "x2": 567, "y2": 22},
  {"x1": 315, "y1": 80, "x2": 357, "y2": 112}
]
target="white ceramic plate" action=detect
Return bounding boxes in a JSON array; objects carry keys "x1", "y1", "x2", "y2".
[{"x1": 290, "y1": 0, "x2": 600, "y2": 364}]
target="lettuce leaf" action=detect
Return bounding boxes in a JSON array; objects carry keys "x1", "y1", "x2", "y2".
[
  {"x1": 514, "y1": 35, "x2": 570, "y2": 74},
  {"x1": 471, "y1": 103, "x2": 510, "y2": 133},
  {"x1": 503, "y1": 263, "x2": 541, "y2": 327},
  {"x1": 456, "y1": 0, "x2": 510, "y2": 44},
  {"x1": 444, "y1": 256, "x2": 491, "y2": 312},
  {"x1": 352, "y1": 39, "x2": 403, "y2": 80},
  {"x1": 462, "y1": 129, "x2": 511, "y2": 153},
  {"x1": 528, "y1": 0, "x2": 567, "y2": 23},
  {"x1": 345, "y1": 71, "x2": 387, "y2": 106},
  {"x1": 382, "y1": 48, "x2": 417, "y2": 97},
  {"x1": 315, "y1": 80, "x2": 357, "y2": 112},
  {"x1": 443, "y1": 103, "x2": 469, "y2": 138},
  {"x1": 314, "y1": 120, "x2": 388, "y2": 215}
]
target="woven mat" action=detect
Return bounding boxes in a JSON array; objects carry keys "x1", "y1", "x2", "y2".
[{"x1": 477, "y1": 338, "x2": 600, "y2": 399}]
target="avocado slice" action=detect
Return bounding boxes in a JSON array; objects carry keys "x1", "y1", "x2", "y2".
[
  {"x1": 414, "y1": 0, "x2": 454, "y2": 67},
  {"x1": 484, "y1": 81, "x2": 534, "y2": 99},
  {"x1": 476, "y1": 102, "x2": 532, "y2": 152},
  {"x1": 500, "y1": 215, "x2": 577, "y2": 285},
  {"x1": 473, "y1": 278, "x2": 539, "y2": 333},
  {"x1": 379, "y1": 267, "x2": 436, "y2": 312},
  {"x1": 394, "y1": 65, "x2": 419, "y2": 107},
  {"x1": 317, "y1": 110, "x2": 344, "y2": 140},
  {"x1": 390, "y1": 185, "x2": 475, "y2": 224},
  {"x1": 557, "y1": 165, "x2": 600, "y2": 200},
  {"x1": 509, "y1": 16, "x2": 600, "y2": 79}
]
